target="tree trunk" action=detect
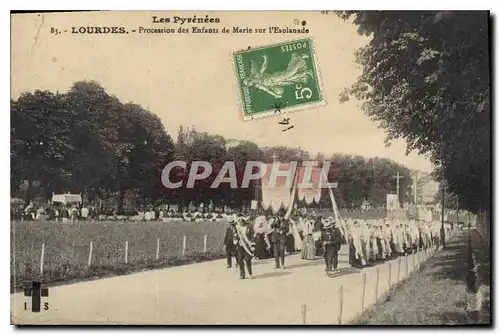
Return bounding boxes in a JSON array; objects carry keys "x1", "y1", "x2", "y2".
[
  {"x1": 87, "y1": 187, "x2": 95, "y2": 205},
  {"x1": 24, "y1": 179, "x2": 34, "y2": 205},
  {"x1": 43, "y1": 183, "x2": 53, "y2": 203},
  {"x1": 118, "y1": 188, "x2": 125, "y2": 214}
]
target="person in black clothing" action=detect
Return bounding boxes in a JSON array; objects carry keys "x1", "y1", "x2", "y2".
[
  {"x1": 270, "y1": 215, "x2": 289, "y2": 269},
  {"x1": 60, "y1": 206, "x2": 70, "y2": 222},
  {"x1": 45, "y1": 206, "x2": 55, "y2": 220},
  {"x1": 321, "y1": 218, "x2": 343, "y2": 275},
  {"x1": 266, "y1": 213, "x2": 275, "y2": 259},
  {"x1": 223, "y1": 216, "x2": 238, "y2": 268},
  {"x1": 314, "y1": 217, "x2": 324, "y2": 256},
  {"x1": 234, "y1": 217, "x2": 256, "y2": 279}
]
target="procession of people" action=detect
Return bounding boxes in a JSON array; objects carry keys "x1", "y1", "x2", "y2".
[
  {"x1": 222, "y1": 209, "x2": 451, "y2": 280},
  {"x1": 345, "y1": 217, "x2": 445, "y2": 267}
]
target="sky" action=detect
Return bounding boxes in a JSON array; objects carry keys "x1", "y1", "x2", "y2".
[{"x1": 11, "y1": 11, "x2": 434, "y2": 173}]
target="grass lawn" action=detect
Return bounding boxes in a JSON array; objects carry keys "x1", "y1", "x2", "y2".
[
  {"x1": 352, "y1": 232, "x2": 483, "y2": 325},
  {"x1": 10, "y1": 220, "x2": 227, "y2": 293}
]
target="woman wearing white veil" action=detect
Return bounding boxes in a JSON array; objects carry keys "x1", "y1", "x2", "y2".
[
  {"x1": 350, "y1": 220, "x2": 367, "y2": 266},
  {"x1": 409, "y1": 219, "x2": 420, "y2": 250},
  {"x1": 382, "y1": 219, "x2": 394, "y2": 258},
  {"x1": 367, "y1": 220, "x2": 379, "y2": 261},
  {"x1": 374, "y1": 220, "x2": 386, "y2": 260},
  {"x1": 359, "y1": 219, "x2": 371, "y2": 263},
  {"x1": 393, "y1": 220, "x2": 405, "y2": 254},
  {"x1": 300, "y1": 216, "x2": 316, "y2": 260},
  {"x1": 289, "y1": 215, "x2": 303, "y2": 252},
  {"x1": 253, "y1": 215, "x2": 270, "y2": 259}
]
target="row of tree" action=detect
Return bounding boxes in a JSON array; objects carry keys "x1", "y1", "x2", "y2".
[
  {"x1": 11, "y1": 81, "x2": 416, "y2": 212},
  {"x1": 335, "y1": 11, "x2": 490, "y2": 214},
  {"x1": 11, "y1": 81, "x2": 174, "y2": 211}
]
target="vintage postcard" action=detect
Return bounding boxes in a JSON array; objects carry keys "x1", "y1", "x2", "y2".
[{"x1": 10, "y1": 11, "x2": 491, "y2": 325}]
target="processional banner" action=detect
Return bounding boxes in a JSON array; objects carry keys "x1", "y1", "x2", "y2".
[
  {"x1": 386, "y1": 194, "x2": 399, "y2": 211},
  {"x1": 260, "y1": 164, "x2": 325, "y2": 213},
  {"x1": 296, "y1": 166, "x2": 323, "y2": 205},
  {"x1": 260, "y1": 162, "x2": 297, "y2": 214}
]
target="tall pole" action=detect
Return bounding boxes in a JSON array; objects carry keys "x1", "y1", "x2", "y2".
[
  {"x1": 254, "y1": 181, "x2": 261, "y2": 215},
  {"x1": 413, "y1": 174, "x2": 418, "y2": 205},
  {"x1": 396, "y1": 174, "x2": 400, "y2": 199},
  {"x1": 413, "y1": 173, "x2": 418, "y2": 219},
  {"x1": 439, "y1": 128, "x2": 446, "y2": 248},
  {"x1": 284, "y1": 150, "x2": 301, "y2": 220},
  {"x1": 440, "y1": 178, "x2": 446, "y2": 248},
  {"x1": 393, "y1": 172, "x2": 404, "y2": 207}
]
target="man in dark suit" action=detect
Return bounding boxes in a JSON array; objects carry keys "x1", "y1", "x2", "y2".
[
  {"x1": 223, "y1": 215, "x2": 238, "y2": 268},
  {"x1": 321, "y1": 218, "x2": 343, "y2": 275},
  {"x1": 270, "y1": 215, "x2": 289, "y2": 269},
  {"x1": 235, "y1": 217, "x2": 256, "y2": 279}
]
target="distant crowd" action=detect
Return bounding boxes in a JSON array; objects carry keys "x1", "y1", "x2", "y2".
[{"x1": 11, "y1": 201, "x2": 290, "y2": 223}]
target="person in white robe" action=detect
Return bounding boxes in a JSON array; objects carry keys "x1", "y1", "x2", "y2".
[
  {"x1": 432, "y1": 221, "x2": 441, "y2": 247},
  {"x1": 374, "y1": 222, "x2": 386, "y2": 260},
  {"x1": 137, "y1": 211, "x2": 144, "y2": 221},
  {"x1": 300, "y1": 217, "x2": 316, "y2": 260},
  {"x1": 349, "y1": 220, "x2": 367, "y2": 266},
  {"x1": 81, "y1": 206, "x2": 89, "y2": 221},
  {"x1": 253, "y1": 215, "x2": 270, "y2": 259},
  {"x1": 359, "y1": 220, "x2": 371, "y2": 261},
  {"x1": 35, "y1": 206, "x2": 45, "y2": 221},
  {"x1": 392, "y1": 220, "x2": 405, "y2": 254},
  {"x1": 193, "y1": 211, "x2": 203, "y2": 222},
  {"x1": 369, "y1": 221, "x2": 380, "y2": 261},
  {"x1": 289, "y1": 216, "x2": 303, "y2": 252},
  {"x1": 409, "y1": 220, "x2": 419, "y2": 250},
  {"x1": 182, "y1": 212, "x2": 192, "y2": 222},
  {"x1": 382, "y1": 220, "x2": 394, "y2": 258},
  {"x1": 423, "y1": 221, "x2": 433, "y2": 248}
]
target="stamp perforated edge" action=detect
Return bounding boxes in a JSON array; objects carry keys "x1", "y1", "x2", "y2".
[{"x1": 230, "y1": 36, "x2": 327, "y2": 122}]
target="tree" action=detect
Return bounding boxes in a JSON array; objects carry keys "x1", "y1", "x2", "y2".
[
  {"x1": 11, "y1": 81, "x2": 175, "y2": 210},
  {"x1": 111, "y1": 102, "x2": 175, "y2": 212},
  {"x1": 64, "y1": 81, "x2": 121, "y2": 201},
  {"x1": 227, "y1": 140, "x2": 264, "y2": 208},
  {"x1": 322, "y1": 154, "x2": 411, "y2": 209},
  {"x1": 11, "y1": 91, "x2": 73, "y2": 202},
  {"x1": 173, "y1": 127, "x2": 229, "y2": 210},
  {"x1": 336, "y1": 11, "x2": 490, "y2": 213}
]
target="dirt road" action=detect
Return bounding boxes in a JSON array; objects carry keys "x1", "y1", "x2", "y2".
[{"x1": 11, "y1": 244, "x2": 433, "y2": 325}]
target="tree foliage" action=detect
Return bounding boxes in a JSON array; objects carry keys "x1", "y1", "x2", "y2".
[{"x1": 336, "y1": 11, "x2": 490, "y2": 213}]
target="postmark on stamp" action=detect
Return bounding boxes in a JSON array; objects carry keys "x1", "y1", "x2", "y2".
[{"x1": 233, "y1": 38, "x2": 324, "y2": 120}]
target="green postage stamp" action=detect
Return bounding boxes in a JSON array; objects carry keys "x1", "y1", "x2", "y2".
[{"x1": 233, "y1": 38, "x2": 324, "y2": 120}]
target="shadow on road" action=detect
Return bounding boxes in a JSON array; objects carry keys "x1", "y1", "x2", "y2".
[
  {"x1": 328, "y1": 267, "x2": 362, "y2": 278},
  {"x1": 253, "y1": 259, "x2": 273, "y2": 265},
  {"x1": 284, "y1": 259, "x2": 324, "y2": 269},
  {"x1": 356, "y1": 259, "x2": 387, "y2": 268},
  {"x1": 253, "y1": 271, "x2": 292, "y2": 280}
]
